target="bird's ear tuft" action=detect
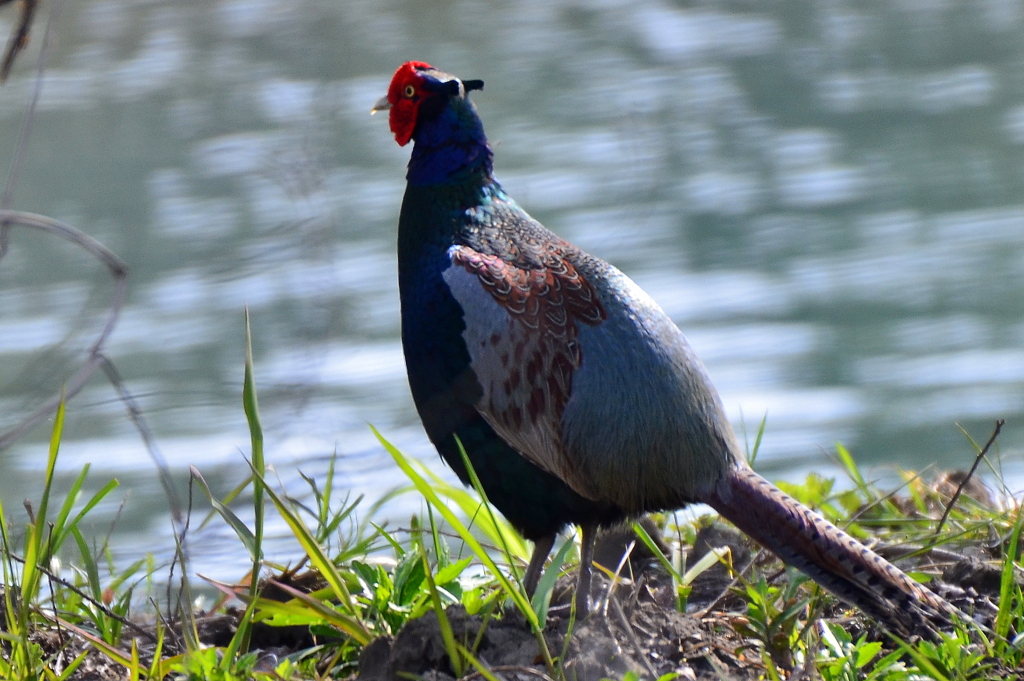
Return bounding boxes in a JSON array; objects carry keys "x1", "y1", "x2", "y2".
[{"x1": 464, "y1": 79, "x2": 484, "y2": 92}]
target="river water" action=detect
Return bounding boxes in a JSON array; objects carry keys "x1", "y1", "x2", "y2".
[{"x1": 1, "y1": 0, "x2": 1023, "y2": 580}]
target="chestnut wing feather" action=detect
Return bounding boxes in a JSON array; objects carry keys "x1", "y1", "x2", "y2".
[{"x1": 441, "y1": 244, "x2": 605, "y2": 491}]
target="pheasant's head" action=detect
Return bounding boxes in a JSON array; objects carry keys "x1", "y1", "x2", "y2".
[{"x1": 372, "y1": 61, "x2": 484, "y2": 146}]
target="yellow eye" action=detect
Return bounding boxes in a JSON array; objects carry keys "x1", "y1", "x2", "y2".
[{"x1": 404, "y1": 84, "x2": 416, "y2": 98}]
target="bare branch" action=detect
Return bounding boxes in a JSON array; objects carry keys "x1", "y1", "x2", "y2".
[
  {"x1": 933, "y1": 419, "x2": 1004, "y2": 537},
  {"x1": 0, "y1": 210, "x2": 128, "y2": 450},
  {"x1": 0, "y1": 0, "x2": 39, "y2": 82}
]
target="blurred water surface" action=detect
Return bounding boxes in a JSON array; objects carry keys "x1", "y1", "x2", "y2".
[{"x1": 2, "y1": 0, "x2": 1024, "y2": 579}]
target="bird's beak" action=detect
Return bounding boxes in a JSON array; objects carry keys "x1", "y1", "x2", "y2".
[{"x1": 371, "y1": 96, "x2": 391, "y2": 114}]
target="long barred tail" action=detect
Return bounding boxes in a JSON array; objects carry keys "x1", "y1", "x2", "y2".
[{"x1": 704, "y1": 465, "x2": 960, "y2": 636}]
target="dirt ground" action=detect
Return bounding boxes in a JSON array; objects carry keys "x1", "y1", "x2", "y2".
[
  {"x1": 352, "y1": 523, "x2": 1006, "y2": 681},
  {"x1": 355, "y1": 527, "x2": 764, "y2": 681},
  {"x1": 29, "y1": 521, "x2": 1008, "y2": 681}
]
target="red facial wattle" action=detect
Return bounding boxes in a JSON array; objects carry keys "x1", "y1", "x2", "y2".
[{"x1": 387, "y1": 61, "x2": 433, "y2": 146}]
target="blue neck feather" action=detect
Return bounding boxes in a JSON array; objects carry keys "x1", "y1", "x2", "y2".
[{"x1": 407, "y1": 97, "x2": 493, "y2": 186}]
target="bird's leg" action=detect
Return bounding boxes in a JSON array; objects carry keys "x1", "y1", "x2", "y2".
[
  {"x1": 523, "y1": 533, "x2": 556, "y2": 596},
  {"x1": 574, "y1": 522, "x2": 598, "y2": 618}
]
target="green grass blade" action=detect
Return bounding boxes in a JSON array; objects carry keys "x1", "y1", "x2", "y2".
[
  {"x1": 452, "y1": 437, "x2": 529, "y2": 582},
  {"x1": 53, "y1": 651, "x2": 89, "y2": 681},
  {"x1": 255, "y1": 581, "x2": 371, "y2": 642},
  {"x1": 71, "y1": 527, "x2": 102, "y2": 602},
  {"x1": 834, "y1": 443, "x2": 871, "y2": 499},
  {"x1": 243, "y1": 309, "x2": 265, "y2": 546},
  {"x1": 373, "y1": 426, "x2": 537, "y2": 626},
  {"x1": 190, "y1": 466, "x2": 257, "y2": 559},
  {"x1": 322, "y1": 453, "x2": 336, "y2": 528},
  {"x1": 222, "y1": 595, "x2": 260, "y2": 667},
  {"x1": 633, "y1": 521, "x2": 681, "y2": 582},
  {"x1": 23, "y1": 397, "x2": 66, "y2": 604},
  {"x1": 683, "y1": 547, "x2": 731, "y2": 586},
  {"x1": 252, "y1": 595, "x2": 328, "y2": 627},
  {"x1": 531, "y1": 535, "x2": 573, "y2": 622},
  {"x1": 146, "y1": 621, "x2": 167, "y2": 679},
  {"x1": 56, "y1": 617, "x2": 134, "y2": 667},
  {"x1": 0, "y1": 490, "x2": 18, "y2": 639},
  {"x1": 322, "y1": 492, "x2": 364, "y2": 540},
  {"x1": 36, "y1": 395, "x2": 65, "y2": 533},
  {"x1": 250, "y1": 465, "x2": 371, "y2": 644},
  {"x1": 242, "y1": 307, "x2": 266, "y2": 656},
  {"x1": 435, "y1": 556, "x2": 473, "y2": 585},
  {"x1": 54, "y1": 479, "x2": 120, "y2": 552},
  {"x1": 995, "y1": 504, "x2": 1024, "y2": 644},
  {"x1": 419, "y1": 542, "x2": 464, "y2": 676},
  {"x1": 196, "y1": 473, "x2": 254, "y2": 532},
  {"x1": 634, "y1": 520, "x2": 690, "y2": 611},
  {"x1": 51, "y1": 464, "x2": 91, "y2": 547},
  {"x1": 892, "y1": 636, "x2": 950, "y2": 681},
  {"x1": 748, "y1": 412, "x2": 767, "y2": 465},
  {"x1": 457, "y1": 642, "x2": 503, "y2": 681},
  {"x1": 372, "y1": 521, "x2": 405, "y2": 555},
  {"x1": 415, "y1": 461, "x2": 530, "y2": 560}
]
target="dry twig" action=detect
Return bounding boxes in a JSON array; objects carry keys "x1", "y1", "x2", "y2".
[{"x1": 934, "y1": 419, "x2": 1004, "y2": 537}]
